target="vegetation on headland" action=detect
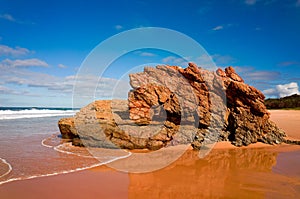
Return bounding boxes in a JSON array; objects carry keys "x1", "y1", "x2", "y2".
[{"x1": 265, "y1": 94, "x2": 300, "y2": 110}]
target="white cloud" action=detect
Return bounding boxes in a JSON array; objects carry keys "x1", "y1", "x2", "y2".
[
  {"x1": 162, "y1": 56, "x2": 173, "y2": 63},
  {"x1": 263, "y1": 82, "x2": 300, "y2": 98},
  {"x1": 232, "y1": 66, "x2": 281, "y2": 81},
  {"x1": 234, "y1": 69, "x2": 280, "y2": 81},
  {"x1": 211, "y1": 24, "x2": 238, "y2": 32},
  {"x1": 0, "y1": 14, "x2": 16, "y2": 22},
  {"x1": 211, "y1": 54, "x2": 236, "y2": 65},
  {"x1": 68, "y1": 75, "x2": 130, "y2": 107},
  {"x1": 297, "y1": 0, "x2": 300, "y2": 7},
  {"x1": 0, "y1": 13, "x2": 34, "y2": 25},
  {"x1": 278, "y1": 61, "x2": 300, "y2": 67},
  {"x1": 0, "y1": 85, "x2": 29, "y2": 95},
  {"x1": 212, "y1": 25, "x2": 223, "y2": 31},
  {"x1": 245, "y1": 71, "x2": 280, "y2": 80},
  {"x1": 115, "y1": 25, "x2": 123, "y2": 30},
  {"x1": 245, "y1": 0, "x2": 275, "y2": 6},
  {"x1": 276, "y1": 82, "x2": 300, "y2": 97},
  {"x1": 0, "y1": 45, "x2": 32, "y2": 56},
  {"x1": 1, "y1": 68, "x2": 72, "y2": 94},
  {"x1": 195, "y1": 54, "x2": 211, "y2": 63},
  {"x1": 162, "y1": 56, "x2": 188, "y2": 66},
  {"x1": 263, "y1": 88, "x2": 276, "y2": 95},
  {"x1": 0, "y1": 56, "x2": 238, "y2": 106},
  {"x1": 134, "y1": 51, "x2": 156, "y2": 57},
  {"x1": 160, "y1": 54, "x2": 235, "y2": 69},
  {"x1": 234, "y1": 66, "x2": 255, "y2": 73},
  {"x1": 0, "y1": 85, "x2": 10, "y2": 93},
  {"x1": 139, "y1": 52, "x2": 156, "y2": 57},
  {"x1": 2, "y1": 58, "x2": 48, "y2": 68},
  {"x1": 58, "y1": 63, "x2": 68, "y2": 68},
  {"x1": 227, "y1": 66, "x2": 284, "y2": 93},
  {"x1": 0, "y1": 61, "x2": 130, "y2": 105},
  {"x1": 162, "y1": 55, "x2": 217, "y2": 69},
  {"x1": 1, "y1": 69, "x2": 59, "y2": 89},
  {"x1": 245, "y1": 0, "x2": 257, "y2": 5}
]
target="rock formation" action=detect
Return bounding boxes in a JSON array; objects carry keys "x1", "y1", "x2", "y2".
[{"x1": 59, "y1": 63, "x2": 287, "y2": 150}]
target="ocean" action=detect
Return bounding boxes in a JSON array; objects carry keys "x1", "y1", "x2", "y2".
[
  {"x1": 0, "y1": 107, "x2": 130, "y2": 185},
  {"x1": 0, "y1": 107, "x2": 78, "y2": 120}
]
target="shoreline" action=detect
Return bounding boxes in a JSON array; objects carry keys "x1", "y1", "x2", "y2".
[{"x1": 0, "y1": 110, "x2": 299, "y2": 198}]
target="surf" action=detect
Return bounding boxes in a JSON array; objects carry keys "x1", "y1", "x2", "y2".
[{"x1": 0, "y1": 108, "x2": 78, "y2": 120}]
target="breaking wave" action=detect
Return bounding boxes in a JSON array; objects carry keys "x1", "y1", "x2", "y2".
[{"x1": 0, "y1": 108, "x2": 78, "y2": 120}]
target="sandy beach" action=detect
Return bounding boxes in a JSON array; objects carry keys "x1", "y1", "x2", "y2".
[{"x1": 0, "y1": 110, "x2": 299, "y2": 199}]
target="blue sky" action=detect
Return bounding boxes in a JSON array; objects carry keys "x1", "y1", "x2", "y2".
[{"x1": 0, "y1": 0, "x2": 300, "y2": 107}]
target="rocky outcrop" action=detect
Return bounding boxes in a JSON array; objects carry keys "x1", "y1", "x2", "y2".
[{"x1": 59, "y1": 63, "x2": 287, "y2": 150}]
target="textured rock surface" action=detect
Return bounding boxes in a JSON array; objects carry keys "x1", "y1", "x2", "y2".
[
  {"x1": 59, "y1": 63, "x2": 288, "y2": 150},
  {"x1": 58, "y1": 118, "x2": 78, "y2": 139},
  {"x1": 59, "y1": 100, "x2": 188, "y2": 150}
]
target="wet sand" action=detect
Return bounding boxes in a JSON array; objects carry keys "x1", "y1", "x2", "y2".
[{"x1": 0, "y1": 110, "x2": 300, "y2": 199}]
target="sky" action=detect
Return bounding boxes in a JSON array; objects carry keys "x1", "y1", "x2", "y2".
[{"x1": 0, "y1": 0, "x2": 300, "y2": 107}]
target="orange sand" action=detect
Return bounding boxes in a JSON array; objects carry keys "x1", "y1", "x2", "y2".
[
  {"x1": 269, "y1": 110, "x2": 300, "y2": 139},
  {"x1": 0, "y1": 110, "x2": 299, "y2": 199}
]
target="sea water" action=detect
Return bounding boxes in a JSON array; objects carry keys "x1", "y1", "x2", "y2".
[{"x1": 0, "y1": 108, "x2": 130, "y2": 185}]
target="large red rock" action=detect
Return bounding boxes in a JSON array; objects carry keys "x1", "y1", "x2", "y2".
[{"x1": 58, "y1": 63, "x2": 288, "y2": 150}]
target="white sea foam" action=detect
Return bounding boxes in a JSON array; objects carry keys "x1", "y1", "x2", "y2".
[
  {"x1": 53, "y1": 143, "x2": 95, "y2": 158},
  {"x1": 53, "y1": 143, "x2": 132, "y2": 160},
  {"x1": 0, "y1": 109, "x2": 77, "y2": 120},
  {"x1": 41, "y1": 137, "x2": 55, "y2": 148},
  {"x1": 0, "y1": 152, "x2": 131, "y2": 186},
  {"x1": 0, "y1": 158, "x2": 12, "y2": 178}
]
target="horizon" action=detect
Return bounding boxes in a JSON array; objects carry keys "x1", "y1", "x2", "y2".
[
  {"x1": 1, "y1": 93, "x2": 300, "y2": 109},
  {"x1": 0, "y1": 106, "x2": 79, "y2": 108},
  {"x1": 1, "y1": 0, "x2": 300, "y2": 107}
]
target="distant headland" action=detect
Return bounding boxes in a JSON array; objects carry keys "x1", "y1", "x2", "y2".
[{"x1": 265, "y1": 94, "x2": 300, "y2": 110}]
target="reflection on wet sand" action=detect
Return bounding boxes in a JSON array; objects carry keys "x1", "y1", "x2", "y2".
[{"x1": 128, "y1": 147, "x2": 300, "y2": 198}]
